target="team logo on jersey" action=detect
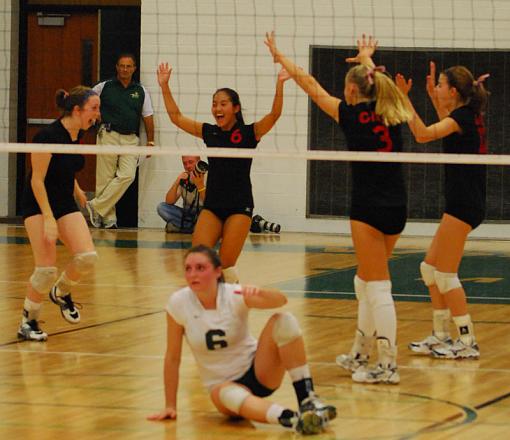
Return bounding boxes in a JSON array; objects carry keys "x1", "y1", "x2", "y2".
[{"x1": 130, "y1": 91, "x2": 140, "y2": 99}]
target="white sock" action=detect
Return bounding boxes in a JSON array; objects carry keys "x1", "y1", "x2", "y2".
[
  {"x1": 432, "y1": 309, "x2": 451, "y2": 340},
  {"x1": 355, "y1": 276, "x2": 375, "y2": 337},
  {"x1": 222, "y1": 266, "x2": 239, "y2": 284},
  {"x1": 266, "y1": 403, "x2": 285, "y2": 424},
  {"x1": 288, "y1": 365, "x2": 311, "y2": 382},
  {"x1": 23, "y1": 297, "x2": 42, "y2": 322},
  {"x1": 453, "y1": 314, "x2": 475, "y2": 345},
  {"x1": 366, "y1": 280, "x2": 397, "y2": 346}
]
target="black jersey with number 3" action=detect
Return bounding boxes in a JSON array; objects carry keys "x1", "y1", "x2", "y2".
[
  {"x1": 338, "y1": 100, "x2": 406, "y2": 208},
  {"x1": 443, "y1": 106, "x2": 487, "y2": 212},
  {"x1": 202, "y1": 122, "x2": 259, "y2": 209}
]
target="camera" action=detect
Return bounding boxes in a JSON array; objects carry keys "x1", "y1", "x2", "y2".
[
  {"x1": 250, "y1": 214, "x2": 281, "y2": 234},
  {"x1": 194, "y1": 160, "x2": 208, "y2": 175}
]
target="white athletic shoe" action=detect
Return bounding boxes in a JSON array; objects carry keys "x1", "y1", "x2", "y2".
[
  {"x1": 431, "y1": 339, "x2": 480, "y2": 359},
  {"x1": 49, "y1": 286, "x2": 81, "y2": 324},
  {"x1": 86, "y1": 201, "x2": 101, "y2": 228},
  {"x1": 352, "y1": 364, "x2": 400, "y2": 384},
  {"x1": 336, "y1": 352, "x2": 369, "y2": 372},
  {"x1": 17, "y1": 320, "x2": 48, "y2": 341},
  {"x1": 408, "y1": 334, "x2": 454, "y2": 355}
]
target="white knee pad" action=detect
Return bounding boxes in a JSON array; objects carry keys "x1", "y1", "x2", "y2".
[
  {"x1": 354, "y1": 275, "x2": 367, "y2": 301},
  {"x1": 30, "y1": 266, "x2": 58, "y2": 293},
  {"x1": 73, "y1": 251, "x2": 98, "y2": 275},
  {"x1": 365, "y1": 280, "x2": 394, "y2": 308},
  {"x1": 219, "y1": 385, "x2": 251, "y2": 413},
  {"x1": 420, "y1": 261, "x2": 436, "y2": 286},
  {"x1": 434, "y1": 271, "x2": 462, "y2": 294},
  {"x1": 272, "y1": 312, "x2": 302, "y2": 347},
  {"x1": 222, "y1": 266, "x2": 239, "y2": 284}
]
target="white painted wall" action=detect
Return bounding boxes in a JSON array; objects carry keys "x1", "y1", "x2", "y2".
[
  {"x1": 138, "y1": 0, "x2": 510, "y2": 237},
  {"x1": 0, "y1": 1, "x2": 14, "y2": 215}
]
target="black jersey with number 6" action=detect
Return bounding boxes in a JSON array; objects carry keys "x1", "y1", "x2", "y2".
[
  {"x1": 202, "y1": 122, "x2": 259, "y2": 209},
  {"x1": 338, "y1": 100, "x2": 406, "y2": 208}
]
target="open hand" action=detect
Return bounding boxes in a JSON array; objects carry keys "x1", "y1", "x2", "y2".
[
  {"x1": 426, "y1": 61, "x2": 437, "y2": 100},
  {"x1": 43, "y1": 216, "x2": 58, "y2": 243},
  {"x1": 264, "y1": 31, "x2": 279, "y2": 62},
  {"x1": 146, "y1": 407, "x2": 177, "y2": 421},
  {"x1": 157, "y1": 63, "x2": 172, "y2": 87},
  {"x1": 345, "y1": 34, "x2": 378, "y2": 64},
  {"x1": 395, "y1": 73, "x2": 413, "y2": 95},
  {"x1": 277, "y1": 67, "x2": 291, "y2": 82}
]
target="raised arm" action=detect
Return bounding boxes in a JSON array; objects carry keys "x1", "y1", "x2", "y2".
[
  {"x1": 395, "y1": 73, "x2": 460, "y2": 143},
  {"x1": 253, "y1": 68, "x2": 290, "y2": 140},
  {"x1": 241, "y1": 285, "x2": 288, "y2": 309},
  {"x1": 31, "y1": 153, "x2": 58, "y2": 242},
  {"x1": 426, "y1": 61, "x2": 449, "y2": 120},
  {"x1": 147, "y1": 313, "x2": 184, "y2": 421},
  {"x1": 157, "y1": 62, "x2": 203, "y2": 138},
  {"x1": 264, "y1": 31, "x2": 341, "y2": 122}
]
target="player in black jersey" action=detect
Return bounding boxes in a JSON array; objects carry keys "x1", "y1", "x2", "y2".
[
  {"x1": 396, "y1": 63, "x2": 489, "y2": 360},
  {"x1": 265, "y1": 33, "x2": 412, "y2": 384},
  {"x1": 18, "y1": 87, "x2": 100, "y2": 341},
  {"x1": 157, "y1": 62, "x2": 290, "y2": 283}
]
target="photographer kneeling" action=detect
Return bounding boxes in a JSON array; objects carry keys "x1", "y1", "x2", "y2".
[{"x1": 157, "y1": 156, "x2": 207, "y2": 233}]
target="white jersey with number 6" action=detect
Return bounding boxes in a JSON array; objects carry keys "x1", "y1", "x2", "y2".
[{"x1": 166, "y1": 283, "x2": 257, "y2": 390}]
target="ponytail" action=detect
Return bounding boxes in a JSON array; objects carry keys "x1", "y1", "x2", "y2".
[{"x1": 346, "y1": 64, "x2": 412, "y2": 126}]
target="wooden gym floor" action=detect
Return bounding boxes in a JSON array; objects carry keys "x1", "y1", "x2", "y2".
[{"x1": 0, "y1": 224, "x2": 509, "y2": 439}]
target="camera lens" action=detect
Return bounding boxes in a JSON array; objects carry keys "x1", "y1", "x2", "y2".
[{"x1": 195, "y1": 160, "x2": 208, "y2": 174}]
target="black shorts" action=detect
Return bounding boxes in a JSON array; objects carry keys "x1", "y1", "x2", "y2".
[
  {"x1": 350, "y1": 205, "x2": 407, "y2": 235},
  {"x1": 22, "y1": 199, "x2": 80, "y2": 221},
  {"x1": 233, "y1": 362, "x2": 275, "y2": 398},
  {"x1": 444, "y1": 204, "x2": 485, "y2": 230},
  {"x1": 204, "y1": 206, "x2": 253, "y2": 222}
]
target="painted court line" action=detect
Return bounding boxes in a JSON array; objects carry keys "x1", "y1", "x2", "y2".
[{"x1": 1, "y1": 349, "x2": 509, "y2": 374}]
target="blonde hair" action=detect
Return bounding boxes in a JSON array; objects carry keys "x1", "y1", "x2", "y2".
[{"x1": 345, "y1": 65, "x2": 412, "y2": 126}]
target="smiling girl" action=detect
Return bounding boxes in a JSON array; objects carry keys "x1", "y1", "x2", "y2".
[
  {"x1": 18, "y1": 86, "x2": 100, "y2": 341},
  {"x1": 157, "y1": 63, "x2": 290, "y2": 283}
]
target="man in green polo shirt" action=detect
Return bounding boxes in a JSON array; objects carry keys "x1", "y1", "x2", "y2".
[{"x1": 86, "y1": 53, "x2": 155, "y2": 228}]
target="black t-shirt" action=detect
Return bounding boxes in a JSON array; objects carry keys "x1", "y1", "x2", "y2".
[
  {"x1": 22, "y1": 119, "x2": 85, "y2": 217},
  {"x1": 202, "y1": 122, "x2": 259, "y2": 209},
  {"x1": 443, "y1": 106, "x2": 487, "y2": 211},
  {"x1": 338, "y1": 100, "x2": 407, "y2": 208}
]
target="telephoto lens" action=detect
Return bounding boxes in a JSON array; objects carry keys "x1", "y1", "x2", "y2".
[
  {"x1": 262, "y1": 220, "x2": 281, "y2": 233},
  {"x1": 195, "y1": 160, "x2": 208, "y2": 174}
]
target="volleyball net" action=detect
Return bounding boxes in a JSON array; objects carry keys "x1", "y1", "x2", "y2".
[{"x1": 2, "y1": 0, "x2": 510, "y2": 229}]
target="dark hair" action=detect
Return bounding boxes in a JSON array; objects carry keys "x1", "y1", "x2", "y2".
[
  {"x1": 184, "y1": 245, "x2": 225, "y2": 283},
  {"x1": 55, "y1": 86, "x2": 98, "y2": 116},
  {"x1": 116, "y1": 52, "x2": 137, "y2": 66},
  {"x1": 443, "y1": 66, "x2": 489, "y2": 114},
  {"x1": 213, "y1": 88, "x2": 245, "y2": 125}
]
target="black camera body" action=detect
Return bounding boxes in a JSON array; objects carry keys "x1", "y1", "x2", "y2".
[
  {"x1": 195, "y1": 160, "x2": 208, "y2": 174},
  {"x1": 179, "y1": 161, "x2": 208, "y2": 192},
  {"x1": 250, "y1": 214, "x2": 281, "y2": 234}
]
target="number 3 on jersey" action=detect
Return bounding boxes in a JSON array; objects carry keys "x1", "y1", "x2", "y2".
[{"x1": 373, "y1": 125, "x2": 393, "y2": 152}]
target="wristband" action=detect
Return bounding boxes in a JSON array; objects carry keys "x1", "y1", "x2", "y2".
[
  {"x1": 147, "y1": 141, "x2": 155, "y2": 146},
  {"x1": 198, "y1": 187, "x2": 206, "y2": 193}
]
